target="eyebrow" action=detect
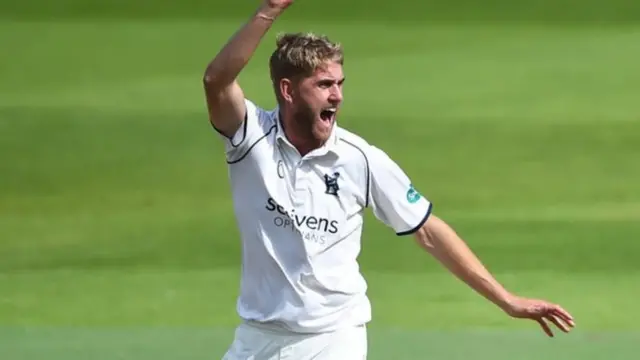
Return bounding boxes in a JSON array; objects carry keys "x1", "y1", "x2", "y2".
[{"x1": 318, "y1": 77, "x2": 346, "y2": 84}]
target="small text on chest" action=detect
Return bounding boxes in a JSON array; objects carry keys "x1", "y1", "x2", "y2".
[{"x1": 265, "y1": 197, "x2": 339, "y2": 235}]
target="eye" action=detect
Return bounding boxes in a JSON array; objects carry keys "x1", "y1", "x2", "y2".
[{"x1": 318, "y1": 80, "x2": 333, "y2": 89}]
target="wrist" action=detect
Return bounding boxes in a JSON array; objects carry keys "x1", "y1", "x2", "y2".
[
  {"x1": 255, "y1": 5, "x2": 284, "y2": 21},
  {"x1": 495, "y1": 291, "x2": 517, "y2": 313}
]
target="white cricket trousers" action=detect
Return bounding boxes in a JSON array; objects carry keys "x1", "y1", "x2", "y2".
[{"x1": 222, "y1": 322, "x2": 368, "y2": 360}]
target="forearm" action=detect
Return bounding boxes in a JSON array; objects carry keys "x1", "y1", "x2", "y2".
[
  {"x1": 203, "y1": 6, "x2": 282, "y2": 88},
  {"x1": 415, "y1": 215, "x2": 514, "y2": 311}
]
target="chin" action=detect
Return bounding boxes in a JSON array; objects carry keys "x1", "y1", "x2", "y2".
[
  {"x1": 312, "y1": 129, "x2": 333, "y2": 144},
  {"x1": 315, "y1": 118, "x2": 334, "y2": 134}
]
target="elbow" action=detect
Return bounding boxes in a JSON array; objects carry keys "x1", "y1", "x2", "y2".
[
  {"x1": 203, "y1": 72, "x2": 235, "y2": 95},
  {"x1": 203, "y1": 70, "x2": 220, "y2": 88},
  {"x1": 203, "y1": 64, "x2": 225, "y2": 89},
  {"x1": 203, "y1": 73, "x2": 229, "y2": 97}
]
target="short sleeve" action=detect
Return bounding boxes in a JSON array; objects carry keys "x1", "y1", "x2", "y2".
[
  {"x1": 368, "y1": 145, "x2": 433, "y2": 236},
  {"x1": 213, "y1": 99, "x2": 271, "y2": 163}
]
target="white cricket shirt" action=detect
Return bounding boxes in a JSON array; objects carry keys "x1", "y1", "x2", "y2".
[{"x1": 214, "y1": 99, "x2": 432, "y2": 334}]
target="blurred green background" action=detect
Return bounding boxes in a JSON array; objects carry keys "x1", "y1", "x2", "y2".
[
  {"x1": 1, "y1": 0, "x2": 639, "y2": 359},
  {"x1": 2, "y1": 0, "x2": 640, "y2": 23}
]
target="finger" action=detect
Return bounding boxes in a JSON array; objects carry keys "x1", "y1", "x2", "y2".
[
  {"x1": 553, "y1": 311, "x2": 576, "y2": 328},
  {"x1": 548, "y1": 305, "x2": 575, "y2": 327},
  {"x1": 536, "y1": 318, "x2": 554, "y2": 337},
  {"x1": 546, "y1": 314, "x2": 571, "y2": 333},
  {"x1": 550, "y1": 306, "x2": 575, "y2": 327}
]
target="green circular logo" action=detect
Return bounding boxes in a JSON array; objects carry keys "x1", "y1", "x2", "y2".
[{"x1": 406, "y1": 184, "x2": 421, "y2": 204}]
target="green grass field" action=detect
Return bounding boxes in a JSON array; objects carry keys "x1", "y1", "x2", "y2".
[{"x1": 2, "y1": 1, "x2": 640, "y2": 359}]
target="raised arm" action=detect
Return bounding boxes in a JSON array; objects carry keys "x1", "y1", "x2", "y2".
[{"x1": 203, "y1": 0, "x2": 293, "y2": 137}]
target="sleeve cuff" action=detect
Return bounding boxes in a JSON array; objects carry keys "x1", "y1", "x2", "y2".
[
  {"x1": 211, "y1": 109, "x2": 248, "y2": 148},
  {"x1": 395, "y1": 203, "x2": 433, "y2": 236}
]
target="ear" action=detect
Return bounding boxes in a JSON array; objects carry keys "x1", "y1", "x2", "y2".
[{"x1": 280, "y1": 78, "x2": 295, "y2": 104}]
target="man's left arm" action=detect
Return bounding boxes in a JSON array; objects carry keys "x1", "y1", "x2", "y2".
[
  {"x1": 366, "y1": 145, "x2": 575, "y2": 337},
  {"x1": 413, "y1": 215, "x2": 575, "y2": 336},
  {"x1": 413, "y1": 214, "x2": 513, "y2": 310}
]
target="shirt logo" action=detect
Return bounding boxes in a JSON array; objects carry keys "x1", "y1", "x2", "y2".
[
  {"x1": 406, "y1": 184, "x2": 422, "y2": 204},
  {"x1": 265, "y1": 197, "x2": 339, "y2": 245},
  {"x1": 324, "y1": 172, "x2": 341, "y2": 196}
]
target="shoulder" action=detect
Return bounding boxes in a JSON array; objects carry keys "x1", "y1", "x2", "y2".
[
  {"x1": 245, "y1": 98, "x2": 278, "y2": 132},
  {"x1": 335, "y1": 127, "x2": 372, "y2": 157},
  {"x1": 222, "y1": 99, "x2": 278, "y2": 164},
  {"x1": 335, "y1": 126, "x2": 389, "y2": 164}
]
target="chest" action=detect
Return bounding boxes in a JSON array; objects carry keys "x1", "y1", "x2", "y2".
[
  {"x1": 276, "y1": 146, "x2": 358, "y2": 215},
  {"x1": 230, "y1": 139, "x2": 366, "y2": 227}
]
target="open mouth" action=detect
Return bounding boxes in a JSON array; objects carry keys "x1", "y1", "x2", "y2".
[{"x1": 320, "y1": 108, "x2": 337, "y2": 122}]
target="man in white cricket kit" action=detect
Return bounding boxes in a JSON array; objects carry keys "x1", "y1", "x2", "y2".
[{"x1": 203, "y1": 1, "x2": 576, "y2": 358}]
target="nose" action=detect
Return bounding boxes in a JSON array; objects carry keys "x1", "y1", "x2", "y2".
[{"x1": 329, "y1": 85, "x2": 343, "y2": 104}]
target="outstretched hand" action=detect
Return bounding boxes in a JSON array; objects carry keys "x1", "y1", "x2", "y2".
[{"x1": 503, "y1": 296, "x2": 575, "y2": 337}]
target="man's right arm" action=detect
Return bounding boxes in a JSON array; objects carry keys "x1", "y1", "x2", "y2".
[{"x1": 203, "y1": 1, "x2": 291, "y2": 138}]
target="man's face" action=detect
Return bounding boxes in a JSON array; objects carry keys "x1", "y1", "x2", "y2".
[{"x1": 289, "y1": 61, "x2": 344, "y2": 144}]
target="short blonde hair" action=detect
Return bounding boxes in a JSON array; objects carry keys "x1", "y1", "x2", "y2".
[{"x1": 269, "y1": 32, "x2": 344, "y2": 103}]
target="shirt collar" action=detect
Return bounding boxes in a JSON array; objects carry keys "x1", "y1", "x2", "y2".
[{"x1": 273, "y1": 107, "x2": 340, "y2": 157}]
